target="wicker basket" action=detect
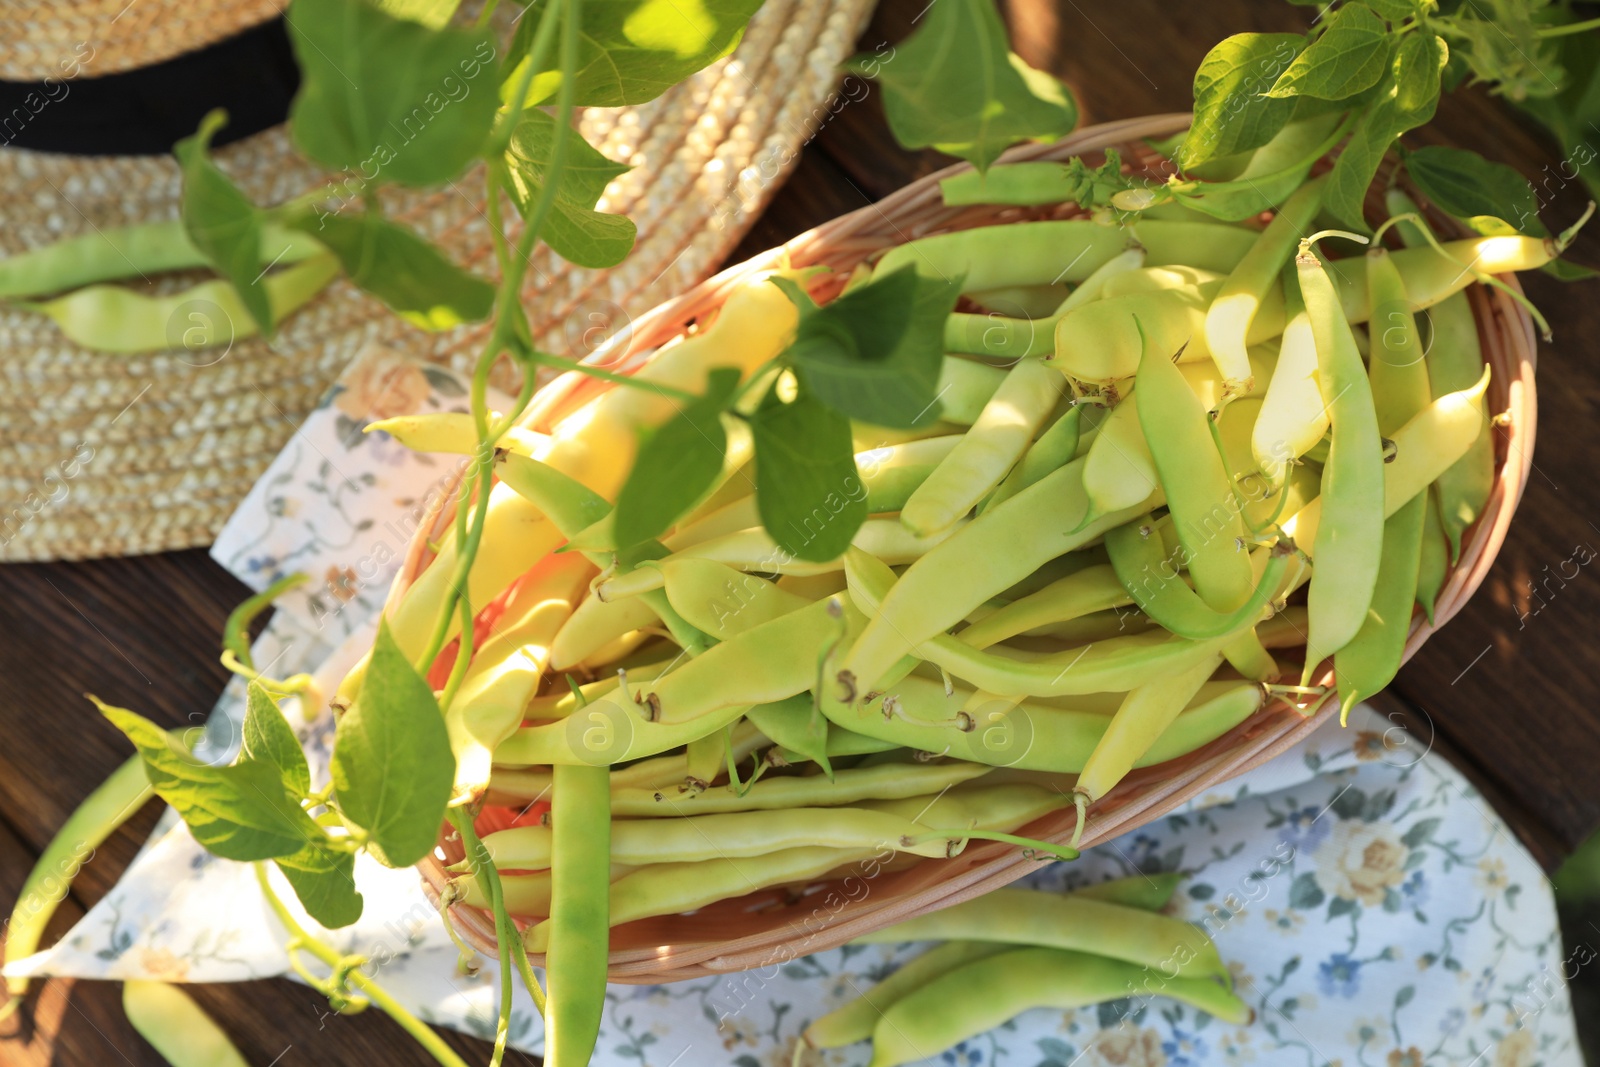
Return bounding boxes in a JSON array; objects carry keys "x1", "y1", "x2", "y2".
[{"x1": 411, "y1": 114, "x2": 1537, "y2": 981}]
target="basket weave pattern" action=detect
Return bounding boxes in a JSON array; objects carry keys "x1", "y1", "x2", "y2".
[{"x1": 413, "y1": 114, "x2": 1536, "y2": 981}]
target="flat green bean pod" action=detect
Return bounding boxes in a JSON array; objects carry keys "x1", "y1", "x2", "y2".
[
  {"x1": 29, "y1": 254, "x2": 338, "y2": 354},
  {"x1": 981, "y1": 404, "x2": 1082, "y2": 514},
  {"x1": 607, "y1": 760, "x2": 989, "y2": 816},
  {"x1": 864, "y1": 947, "x2": 1250, "y2": 1067},
  {"x1": 852, "y1": 888, "x2": 1229, "y2": 980},
  {"x1": 838, "y1": 456, "x2": 1159, "y2": 699},
  {"x1": 545, "y1": 764, "x2": 610, "y2": 1067},
  {"x1": 944, "y1": 246, "x2": 1147, "y2": 359},
  {"x1": 1081, "y1": 390, "x2": 1157, "y2": 516},
  {"x1": 1105, "y1": 519, "x2": 1286, "y2": 640},
  {"x1": 123, "y1": 980, "x2": 250, "y2": 1067},
  {"x1": 957, "y1": 562, "x2": 1130, "y2": 649},
  {"x1": 804, "y1": 941, "x2": 1010, "y2": 1051}
]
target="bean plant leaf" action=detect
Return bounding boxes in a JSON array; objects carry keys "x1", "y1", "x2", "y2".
[
  {"x1": 750, "y1": 379, "x2": 867, "y2": 563},
  {"x1": 1268, "y1": 4, "x2": 1391, "y2": 102},
  {"x1": 777, "y1": 268, "x2": 960, "y2": 428},
  {"x1": 372, "y1": 0, "x2": 460, "y2": 27},
  {"x1": 846, "y1": 0, "x2": 1077, "y2": 172},
  {"x1": 332, "y1": 619, "x2": 455, "y2": 867},
  {"x1": 1180, "y1": 34, "x2": 1306, "y2": 171},
  {"x1": 98, "y1": 700, "x2": 321, "y2": 862},
  {"x1": 290, "y1": 211, "x2": 495, "y2": 328},
  {"x1": 612, "y1": 367, "x2": 740, "y2": 549},
  {"x1": 1365, "y1": 0, "x2": 1418, "y2": 19},
  {"x1": 1404, "y1": 144, "x2": 1541, "y2": 234},
  {"x1": 242, "y1": 682, "x2": 312, "y2": 800},
  {"x1": 286, "y1": 0, "x2": 500, "y2": 187},
  {"x1": 276, "y1": 842, "x2": 364, "y2": 928},
  {"x1": 1323, "y1": 35, "x2": 1443, "y2": 232},
  {"x1": 503, "y1": 110, "x2": 637, "y2": 268},
  {"x1": 513, "y1": 0, "x2": 764, "y2": 107},
  {"x1": 175, "y1": 110, "x2": 273, "y2": 333},
  {"x1": 1515, "y1": 12, "x2": 1600, "y2": 201}
]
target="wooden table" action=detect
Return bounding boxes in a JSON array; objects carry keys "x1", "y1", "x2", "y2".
[{"x1": 4, "y1": 0, "x2": 1599, "y2": 1062}]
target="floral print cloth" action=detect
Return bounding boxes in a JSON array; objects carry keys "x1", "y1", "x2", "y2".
[{"x1": 9, "y1": 349, "x2": 1583, "y2": 1067}]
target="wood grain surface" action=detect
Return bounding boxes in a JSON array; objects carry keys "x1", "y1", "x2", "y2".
[{"x1": 5, "y1": 0, "x2": 1599, "y2": 1062}]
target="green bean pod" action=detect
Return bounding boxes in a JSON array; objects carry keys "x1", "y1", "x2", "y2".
[
  {"x1": 1296, "y1": 244, "x2": 1385, "y2": 673},
  {"x1": 1328, "y1": 247, "x2": 1433, "y2": 721},
  {"x1": 1082, "y1": 390, "x2": 1157, "y2": 516},
  {"x1": 545, "y1": 764, "x2": 610, "y2": 1067},
  {"x1": 29, "y1": 253, "x2": 338, "y2": 354},
  {"x1": 368, "y1": 412, "x2": 550, "y2": 457},
  {"x1": 4, "y1": 755, "x2": 153, "y2": 1006},
  {"x1": 900, "y1": 357, "x2": 1067, "y2": 537},
  {"x1": 1252, "y1": 266, "x2": 1324, "y2": 482},
  {"x1": 944, "y1": 247, "x2": 1147, "y2": 359},
  {"x1": 855, "y1": 435, "x2": 965, "y2": 514},
  {"x1": 874, "y1": 219, "x2": 1259, "y2": 293},
  {"x1": 661, "y1": 558, "x2": 808, "y2": 638},
  {"x1": 0, "y1": 220, "x2": 322, "y2": 299},
  {"x1": 1415, "y1": 492, "x2": 1449, "y2": 623},
  {"x1": 549, "y1": 593, "x2": 659, "y2": 672},
  {"x1": 1105, "y1": 520, "x2": 1285, "y2": 640},
  {"x1": 804, "y1": 941, "x2": 1011, "y2": 1050},
  {"x1": 1325, "y1": 233, "x2": 1557, "y2": 324},
  {"x1": 981, "y1": 404, "x2": 1082, "y2": 514},
  {"x1": 852, "y1": 888, "x2": 1229, "y2": 980},
  {"x1": 1422, "y1": 293, "x2": 1493, "y2": 562},
  {"x1": 606, "y1": 760, "x2": 991, "y2": 816},
  {"x1": 957, "y1": 563, "x2": 1129, "y2": 649},
  {"x1": 1204, "y1": 176, "x2": 1326, "y2": 391},
  {"x1": 123, "y1": 981, "x2": 250, "y2": 1067},
  {"x1": 865, "y1": 947, "x2": 1249, "y2": 1067}
]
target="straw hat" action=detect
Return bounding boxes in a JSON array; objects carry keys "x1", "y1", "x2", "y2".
[{"x1": 0, "y1": 0, "x2": 874, "y2": 561}]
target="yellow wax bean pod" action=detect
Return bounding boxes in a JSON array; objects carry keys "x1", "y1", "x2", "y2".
[
  {"x1": 606, "y1": 761, "x2": 991, "y2": 817},
  {"x1": 549, "y1": 594, "x2": 659, "y2": 672},
  {"x1": 956, "y1": 564, "x2": 1131, "y2": 649},
  {"x1": 662, "y1": 493, "x2": 760, "y2": 550},
  {"x1": 862, "y1": 781, "x2": 1073, "y2": 828},
  {"x1": 595, "y1": 518, "x2": 961, "y2": 601},
  {"x1": 837, "y1": 456, "x2": 1159, "y2": 698},
  {"x1": 851, "y1": 888, "x2": 1229, "y2": 981},
  {"x1": 605, "y1": 720, "x2": 767, "y2": 791},
  {"x1": 1204, "y1": 175, "x2": 1326, "y2": 392},
  {"x1": 124, "y1": 981, "x2": 250, "y2": 1067},
  {"x1": 661, "y1": 558, "x2": 809, "y2": 638},
  {"x1": 1178, "y1": 344, "x2": 1275, "y2": 412},
  {"x1": 1073, "y1": 653, "x2": 1222, "y2": 830},
  {"x1": 347, "y1": 273, "x2": 800, "y2": 696},
  {"x1": 844, "y1": 549, "x2": 1230, "y2": 699},
  {"x1": 934, "y1": 355, "x2": 1010, "y2": 424},
  {"x1": 1253, "y1": 266, "x2": 1325, "y2": 483},
  {"x1": 1425, "y1": 292, "x2": 1494, "y2": 562},
  {"x1": 448, "y1": 551, "x2": 595, "y2": 797},
  {"x1": 900, "y1": 356, "x2": 1067, "y2": 537},
  {"x1": 1099, "y1": 264, "x2": 1223, "y2": 298},
  {"x1": 1283, "y1": 368, "x2": 1491, "y2": 552},
  {"x1": 1053, "y1": 279, "x2": 1285, "y2": 387},
  {"x1": 1325, "y1": 233, "x2": 1559, "y2": 323},
  {"x1": 1081, "y1": 390, "x2": 1158, "y2": 517},
  {"x1": 365, "y1": 411, "x2": 550, "y2": 457}
]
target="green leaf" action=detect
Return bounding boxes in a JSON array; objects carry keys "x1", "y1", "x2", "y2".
[
  {"x1": 612, "y1": 367, "x2": 740, "y2": 548},
  {"x1": 98, "y1": 700, "x2": 320, "y2": 862},
  {"x1": 503, "y1": 110, "x2": 638, "y2": 268},
  {"x1": 372, "y1": 0, "x2": 460, "y2": 27},
  {"x1": 1400, "y1": 816, "x2": 1440, "y2": 849},
  {"x1": 750, "y1": 379, "x2": 867, "y2": 563},
  {"x1": 332, "y1": 619, "x2": 456, "y2": 867},
  {"x1": 1323, "y1": 39, "x2": 1442, "y2": 232},
  {"x1": 514, "y1": 0, "x2": 763, "y2": 107},
  {"x1": 1516, "y1": 13, "x2": 1600, "y2": 201},
  {"x1": 1179, "y1": 34, "x2": 1306, "y2": 171},
  {"x1": 1268, "y1": 4, "x2": 1391, "y2": 101},
  {"x1": 780, "y1": 267, "x2": 961, "y2": 429},
  {"x1": 1328, "y1": 895, "x2": 1360, "y2": 918},
  {"x1": 1541, "y1": 258, "x2": 1600, "y2": 282},
  {"x1": 174, "y1": 110, "x2": 272, "y2": 333},
  {"x1": 1365, "y1": 0, "x2": 1417, "y2": 20},
  {"x1": 276, "y1": 842, "x2": 364, "y2": 928},
  {"x1": 1404, "y1": 144, "x2": 1539, "y2": 233},
  {"x1": 290, "y1": 211, "x2": 494, "y2": 329},
  {"x1": 242, "y1": 682, "x2": 312, "y2": 800},
  {"x1": 846, "y1": 0, "x2": 1077, "y2": 172},
  {"x1": 286, "y1": 0, "x2": 499, "y2": 187}
]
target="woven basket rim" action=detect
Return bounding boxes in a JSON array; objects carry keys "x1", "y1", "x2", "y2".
[{"x1": 413, "y1": 113, "x2": 1538, "y2": 981}]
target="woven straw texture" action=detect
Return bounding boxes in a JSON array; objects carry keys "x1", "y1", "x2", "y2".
[
  {"x1": 0, "y1": 0, "x2": 875, "y2": 561},
  {"x1": 0, "y1": 0, "x2": 285, "y2": 81},
  {"x1": 409, "y1": 113, "x2": 1538, "y2": 981}
]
